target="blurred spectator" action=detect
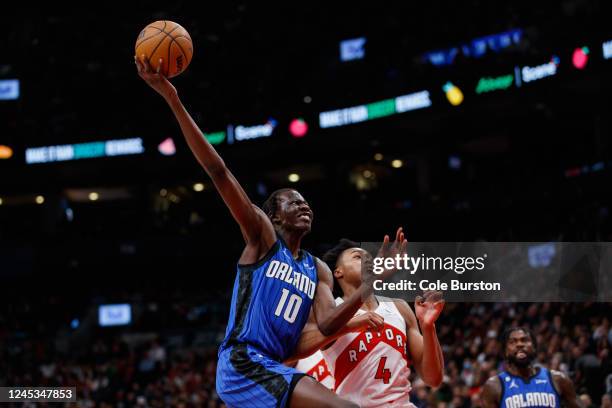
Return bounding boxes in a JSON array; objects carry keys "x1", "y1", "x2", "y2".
[{"x1": 1, "y1": 295, "x2": 610, "y2": 406}]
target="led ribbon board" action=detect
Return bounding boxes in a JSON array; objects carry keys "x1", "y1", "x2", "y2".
[
  {"x1": 205, "y1": 131, "x2": 226, "y2": 145},
  {"x1": 25, "y1": 138, "x2": 144, "y2": 164},
  {"x1": 340, "y1": 37, "x2": 366, "y2": 61},
  {"x1": 424, "y1": 28, "x2": 523, "y2": 66},
  {"x1": 0, "y1": 79, "x2": 19, "y2": 100},
  {"x1": 475, "y1": 74, "x2": 514, "y2": 93},
  {"x1": 319, "y1": 91, "x2": 431, "y2": 129},
  {"x1": 99, "y1": 304, "x2": 132, "y2": 327},
  {"x1": 520, "y1": 57, "x2": 559, "y2": 83},
  {"x1": 603, "y1": 40, "x2": 612, "y2": 60}
]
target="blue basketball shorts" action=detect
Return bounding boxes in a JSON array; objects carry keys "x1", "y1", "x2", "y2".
[{"x1": 216, "y1": 343, "x2": 308, "y2": 408}]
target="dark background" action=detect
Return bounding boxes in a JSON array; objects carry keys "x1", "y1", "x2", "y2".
[{"x1": 1, "y1": 1, "x2": 611, "y2": 406}]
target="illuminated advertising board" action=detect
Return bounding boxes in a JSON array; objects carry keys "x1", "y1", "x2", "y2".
[
  {"x1": 226, "y1": 119, "x2": 277, "y2": 144},
  {"x1": 475, "y1": 74, "x2": 514, "y2": 94},
  {"x1": 603, "y1": 40, "x2": 612, "y2": 60},
  {"x1": 0, "y1": 79, "x2": 19, "y2": 100},
  {"x1": 521, "y1": 57, "x2": 559, "y2": 83},
  {"x1": 319, "y1": 91, "x2": 431, "y2": 129},
  {"x1": 25, "y1": 138, "x2": 144, "y2": 164}
]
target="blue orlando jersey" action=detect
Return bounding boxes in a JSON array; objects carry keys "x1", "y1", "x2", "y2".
[
  {"x1": 220, "y1": 239, "x2": 318, "y2": 361},
  {"x1": 499, "y1": 368, "x2": 560, "y2": 408}
]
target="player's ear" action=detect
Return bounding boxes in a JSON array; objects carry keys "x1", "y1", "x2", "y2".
[
  {"x1": 333, "y1": 266, "x2": 343, "y2": 279},
  {"x1": 271, "y1": 213, "x2": 282, "y2": 226}
]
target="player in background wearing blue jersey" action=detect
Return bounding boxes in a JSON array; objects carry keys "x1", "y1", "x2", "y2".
[
  {"x1": 136, "y1": 56, "x2": 406, "y2": 408},
  {"x1": 480, "y1": 327, "x2": 582, "y2": 408}
]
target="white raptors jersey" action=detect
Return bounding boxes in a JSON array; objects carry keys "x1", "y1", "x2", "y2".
[
  {"x1": 321, "y1": 297, "x2": 414, "y2": 408},
  {"x1": 295, "y1": 350, "x2": 334, "y2": 389}
]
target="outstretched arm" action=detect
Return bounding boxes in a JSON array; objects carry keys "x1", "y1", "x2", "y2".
[
  {"x1": 312, "y1": 228, "x2": 407, "y2": 336},
  {"x1": 135, "y1": 56, "x2": 275, "y2": 247},
  {"x1": 395, "y1": 292, "x2": 445, "y2": 387},
  {"x1": 312, "y1": 258, "x2": 378, "y2": 336},
  {"x1": 285, "y1": 309, "x2": 385, "y2": 364}
]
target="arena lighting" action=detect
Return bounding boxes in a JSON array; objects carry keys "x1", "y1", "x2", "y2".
[
  {"x1": 288, "y1": 173, "x2": 300, "y2": 182},
  {"x1": 374, "y1": 153, "x2": 383, "y2": 161},
  {"x1": 604, "y1": 40, "x2": 612, "y2": 59},
  {"x1": 449, "y1": 155, "x2": 462, "y2": 170},
  {"x1": 367, "y1": 99, "x2": 395, "y2": 120},
  {"x1": 98, "y1": 304, "x2": 132, "y2": 327},
  {"x1": 0, "y1": 79, "x2": 19, "y2": 100},
  {"x1": 25, "y1": 138, "x2": 144, "y2": 164},
  {"x1": 340, "y1": 37, "x2": 366, "y2": 61},
  {"x1": 394, "y1": 91, "x2": 431, "y2": 113},
  {"x1": 528, "y1": 243, "x2": 556, "y2": 268},
  {"x1": 443, "y1": 82, "x2": 464, "y2": 106},
  {"x1": 0, "y1": 145, "x2": 13, "y2": 159},
  {"x1": 572, "y1": 47, "x2": 590, "y2": 69},
  {"x1": 227, "y1": 119, "x2": 277, "y2": 144},
  {"x1": 193, "y1": 183, "x2": 205, "y2": 192},
  {"x1": 391, "y1": 159, "x2": 403, "y2": 168},
  {"x1": 423, "y1": 28, "x2": 523, "y2": 66},
  {"x1": 204, "y1": 131, "x2": 225, "y2": 145},
  {"x1": 35, "y1": 195, "x2": 44, "y2": 204},
  {"x1": 289, "y1": 118, "x2": 308, "y2": 138},
  {"x1": 88, "y1": 192, "x2": 99, "y2": 201},
  {"x1": 475, "y1": 74, "x2": 514, "y2": 94},
  {"x1": 520, "y1": 56, "x2": 559, "y2": 84},
  {"x1": 319, "y1": 90, "x2": 431, "y2": 128},
  {"x1": 0, "y1": 197, "x2": 3, "y2": 205},
  {"x1": 564, "y1": 161, "x2": 607, "y2": 178},
  {"x1": 158, "y1": 137, "x2": 176, "y2": 156}
]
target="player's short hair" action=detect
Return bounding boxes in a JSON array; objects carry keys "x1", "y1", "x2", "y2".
[
  {"x1": 501, "y1": 326, "x2": 538, "y2": 352},
  {"x1": 322, "y1": 239, "x2": 360, "y2": 298},
  {"x1": 262, "y1": 188, "x2": 296, "y2": 219}
]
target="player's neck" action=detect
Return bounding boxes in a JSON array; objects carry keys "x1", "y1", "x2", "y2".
[
  {"x1": 277, "y1": 229, "x2": 303, "y2": 258},
  {"x1": 362, "y1": 295, "x2": 379, "y2": 311},
  {"x1": 507, "y1": 363, "x2": 537, "y2": 380},
  {"x1": 342, "y1": 288, "x2": 378, "y2": 311}
]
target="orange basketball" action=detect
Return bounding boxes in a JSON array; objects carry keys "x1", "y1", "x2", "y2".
[{"x1": 135, "y1": 20, "x2": 193, "y2": 78}]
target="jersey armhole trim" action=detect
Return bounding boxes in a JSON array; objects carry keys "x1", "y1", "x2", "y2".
[
  {"x1": 498, "y1": 373, "x2": 505, "y2": 405},
  {"x1": 238, "y1": 240, "x2": 281, "y2": 270},
  {"x1": 546, "y1": 369, "x2": 562, "y2": 399}
]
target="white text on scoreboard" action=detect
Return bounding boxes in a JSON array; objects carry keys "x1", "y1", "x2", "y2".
[{"x1": 25, "y1": 138, "x2": 144, "y2": 164}]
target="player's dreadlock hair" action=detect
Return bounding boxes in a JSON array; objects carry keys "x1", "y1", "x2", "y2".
[
  {"x1": 261, "y1": 188, "x2": 295, "y2": 220},
  {"x1": 501, "y1": 326, "x2": 538, "y2": 354},
  {"x1": 322, "y1": 239, "x2": 360, "y2": 298}
]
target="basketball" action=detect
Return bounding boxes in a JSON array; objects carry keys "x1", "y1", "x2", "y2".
[{"x1": 135, "y1": 20, "x2": 193, "y2": 78}]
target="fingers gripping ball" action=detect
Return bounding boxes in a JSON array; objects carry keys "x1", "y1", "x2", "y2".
[{"x1": 135, "y1": 20, "x2": 193, "y2": 78}]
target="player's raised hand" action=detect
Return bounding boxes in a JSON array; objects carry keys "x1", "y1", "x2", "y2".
[
  {"x1": 347, "y1": 311, "x2": 385, "y2": 332},
  {"x1": 415, "y1": 290, "x2": 445, "y2": 328},
  {"x1": 371, "y1": 227, "x2": 408, "y2": 281},
  {"x1": 134, "y1": 55, "x2": 177, "y2": 100}
]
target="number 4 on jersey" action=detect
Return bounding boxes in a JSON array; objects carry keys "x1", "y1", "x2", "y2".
[{"x1": 375, "y1": 356, "x2": 392, "y2": 384}]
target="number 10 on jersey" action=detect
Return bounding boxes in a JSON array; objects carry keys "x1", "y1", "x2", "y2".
[{"x1": 274, "y1": 288, "x2": 303, "y2": 323}]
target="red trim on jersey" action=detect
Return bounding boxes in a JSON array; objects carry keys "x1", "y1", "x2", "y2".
[
  {"x1": 306, "y1": 358, "x2": 332, "y2": 383},
  {"x1": 333, "y1": 323, "x2": 407, "y2": 388}
]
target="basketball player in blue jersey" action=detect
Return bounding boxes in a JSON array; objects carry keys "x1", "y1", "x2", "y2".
[
  {"x1": 135, "y1": 56, "x2": 407, "y2": 408},
  {"x1": 480, "y1": 327, "x2": 582, "y2": 408}
]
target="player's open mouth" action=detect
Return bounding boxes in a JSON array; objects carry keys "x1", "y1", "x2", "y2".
[{"x1": 516, "y1": 351, "x2": 526, "y2": 358}]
